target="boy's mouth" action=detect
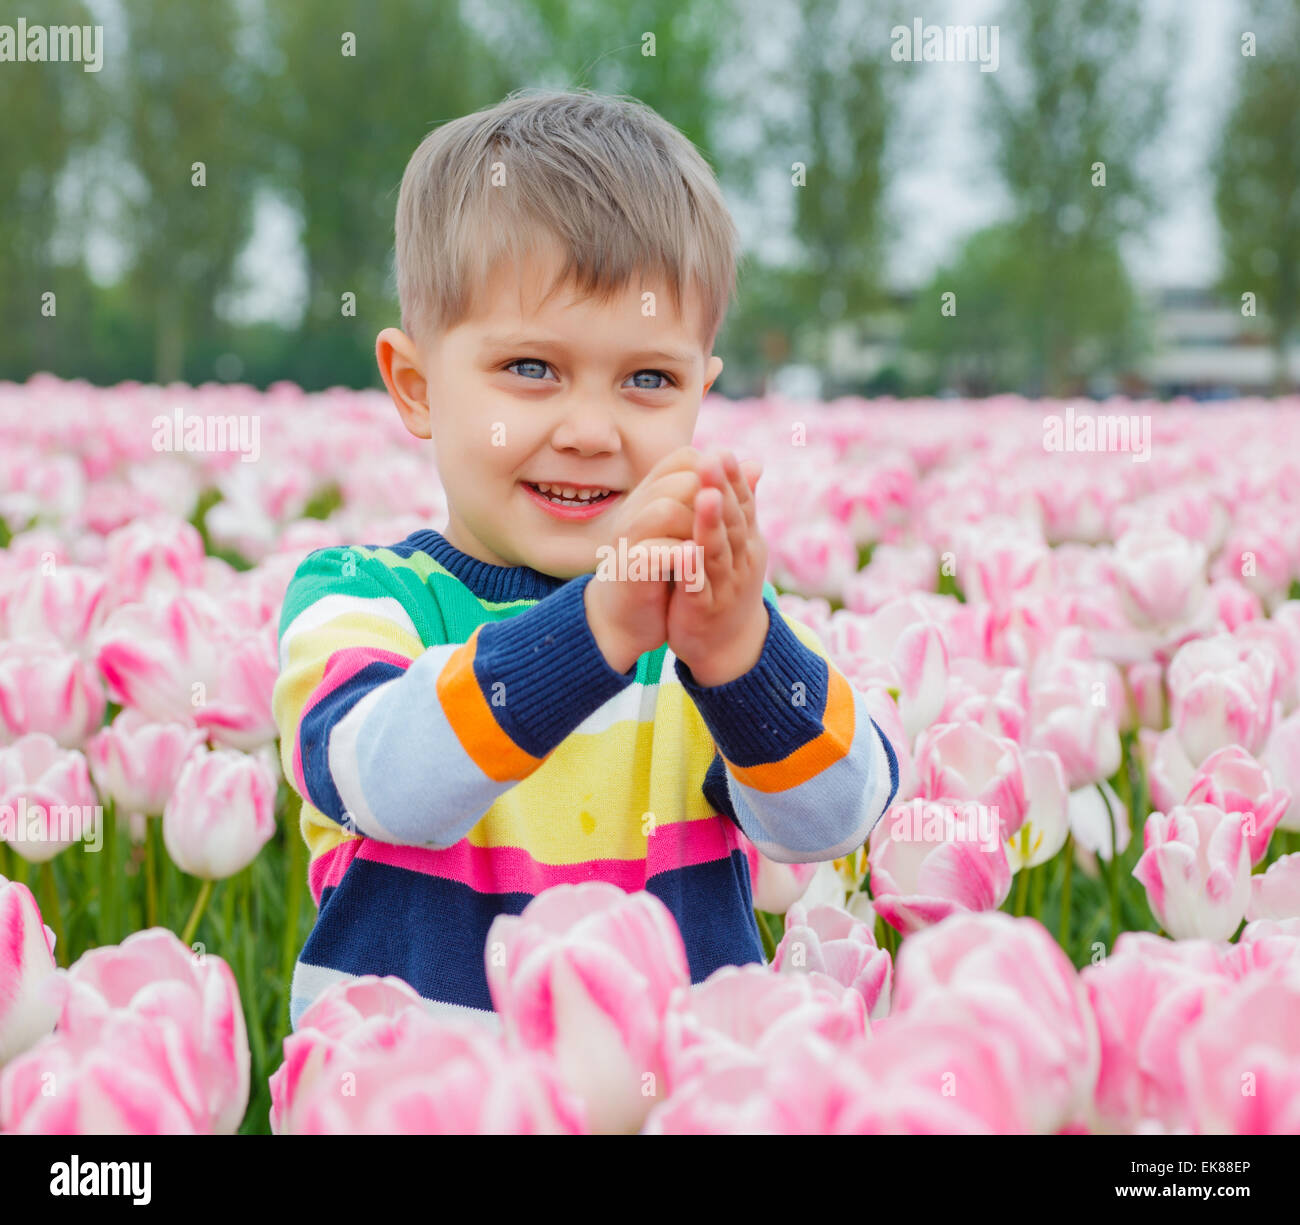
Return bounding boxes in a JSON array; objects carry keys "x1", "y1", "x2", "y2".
[{"x1": 520, "y1": 480, "x2": 621, "y2": 520}]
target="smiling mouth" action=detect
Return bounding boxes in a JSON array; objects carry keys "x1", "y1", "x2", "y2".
[{"x1": 522, "y1": 482, "x2": 619, "y2": 506}]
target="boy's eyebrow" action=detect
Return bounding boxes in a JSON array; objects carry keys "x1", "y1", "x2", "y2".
[{"x1": 478, "y1": 333, "x2": 698, "y2": 367}]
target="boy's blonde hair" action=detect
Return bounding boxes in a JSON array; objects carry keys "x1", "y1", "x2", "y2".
[{"x1": 394, "y1": 88, "x2": 739, "y2": 353}]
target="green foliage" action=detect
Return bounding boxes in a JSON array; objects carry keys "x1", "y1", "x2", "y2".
[{"x1": 1214, "y1": 0, "x2": 1300, "y2": 393}]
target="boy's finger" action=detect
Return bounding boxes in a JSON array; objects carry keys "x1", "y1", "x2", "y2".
[{"x1": 694, "y1": 484, "x2": 732, "y2": 584}]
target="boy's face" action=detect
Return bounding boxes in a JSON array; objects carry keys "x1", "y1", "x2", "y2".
[{"x1": 377, "y1": 239, "x2": 723, "y2": 580}]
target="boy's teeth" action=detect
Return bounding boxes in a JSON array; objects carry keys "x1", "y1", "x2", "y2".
[{"x1": 534, "y1": 483, "x2": 611, "y2": 501}]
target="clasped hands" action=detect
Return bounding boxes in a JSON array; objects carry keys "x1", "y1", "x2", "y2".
[{"x1": 583, "y1": 446, "x2": 770, "y2": 687}]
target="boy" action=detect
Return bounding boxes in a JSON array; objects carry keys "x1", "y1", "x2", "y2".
[{"x1": 272, "y1": 88, "x2": 900, "y2": 1031}]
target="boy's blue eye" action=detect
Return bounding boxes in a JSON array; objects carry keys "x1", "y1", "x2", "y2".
[
  {"x1": 626, "y1": 370, "x2": 674, "y2": 390},
  {"x1": 507, "y1": 358, "x2": 552, "y2": 380},
  {"x1": 504, "y1": 361, "x2": 676, "y2": 390}
]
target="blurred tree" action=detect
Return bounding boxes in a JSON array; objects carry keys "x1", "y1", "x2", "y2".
[
  {"x1": 0, "y1": 1, "x2": 105, "y2": 381},
  {"x1": 746, "y1": 0, "x2": 895, "y2": 384},
  {"x1": 964, "y1": 0, "x2": 1176, "y2": 394},
  {"x1": 1215, "y1": 0, "x2": 1300, "y2": 394},
  {"x1": 111, "y1": 0, "x2": 269, "y2": 383},
  {"x1": 261, "y1": 0, "x2": 512, "y2": 389},
  {"x1": 904, "y1": 220, "x2": 1149, "y2": 395}
]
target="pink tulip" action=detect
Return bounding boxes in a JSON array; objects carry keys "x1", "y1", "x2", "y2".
[
  {"x1": 87, "y1": 710, "x2": 207, "y2": 818},
  {"x1": 273, "y1": 980, "x2": 584, "y2": 1135},
  {"x1": 1133, "y1": 804, "x2": 1252, "y2": 940},
  {"x1": 0, "y1": 734, "x2": 99, "y2": 863},
  {"x1": 892, "y1": 913, "x2": 1100, "y2": 1131},
  {"x1": 1211, "y1": 521, "x2": 1294, "y2": 613},
  {"x1": 843, "y1": 541, "x2": 937, "y2": 613},
  {"x1": 939, "y1": 660, "x2": 1029, "y2": 744},
  {"x1": 659, "y1": 964, "x2": 869, "y2": 1094},
  {"x1": 1111, "y1": 527, "x2": 1208, "y2": 630},
  {"x1": 1139, "y1": 726, "x2": 1196, "y2": 815},
  {"x1": 1082, "y1": 930, "x2": 1233, "y2": 1132},
  {"x1": 1008, "y1": 748, "x2": 1071, "y2": 871},
  {"x1": 957, "y1": 520, "x2": 1052, "y2": 608},
  {"x1": 0, "y1": 638, "x2": 105, "y2": 749},
  {"x1": 162, "y1": 747, "x2": 277, "y2": 879},
  {"x1": 103, "y1": 515, "x2": 208, "y2": 605},
  {"x1": 773, "y1": 900, "x2": 891, "y2": 1017},
  {"x1": 1264, "y1": 711, "x2": 1300, "y2": 832},
  {"x1": 1185, "y1": 745, "x2": 1290, "y2": 865},
  {"x1": 1245, "y1": 853, "x2": 1300, "y2": 922},
  {"x1": 41, "y1": 927, "x2": 249, "y2": 1133},
  {"x1": 1167, "y1": 634, "x2": 1280, "y2": 767},
  {"x1": 1126, "y1": 661, "x2": 1165, "y2": 730},
  {"x1": 734, "y1": 827, "x2": 820, "y2": 914},
  {"x1": 485, "y1": 881, "x2": 690, "y2": 1134},
  {"x1": 866, "y1": 798, "x2": 1012, "y2": 935},
  {"x1": 645, "y1": 1019, "x2": 1028, "y2": 1134},
  {"x1": 94, "y1": 590, "x2": 279, "y2": 752},
  {"x1": 913, "y1": 720, "x2": 1028, "y2": 838},
  {"x1": 768, "y1": 519, "x2": 858, "y2": 601},
  {"x1": 0, "y1": 1009, "x2": 208, "y2": 1134},
  {"x1": 1179, "y1": 977, "x2": 1300, "y2": 1133},
  {"x1": 0, "y1": 875, "x2": 59, "y2": 1065},
  {"x1": 2, "y1": 565, "x2": 109, "y2": 656},
  {"x1": 272, "y1": 975, "x2": 437, "y2": 1134}
]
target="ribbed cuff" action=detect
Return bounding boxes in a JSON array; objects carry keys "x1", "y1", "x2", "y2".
[
  {"x1": 674, "y1": 598, "x2": 830, "y2": 766},
  {"x1": 471, "y1": 572, "x2": 639, "y2": 758}
]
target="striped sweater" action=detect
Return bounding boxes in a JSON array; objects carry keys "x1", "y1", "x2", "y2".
[{"x1": 273, "y1": 528, "x2": 900, "y2": 1031}]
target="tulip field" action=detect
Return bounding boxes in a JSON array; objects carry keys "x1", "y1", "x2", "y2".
[{"x1": 3, "y1": 374, "x2": 1300, "y2": 1136}]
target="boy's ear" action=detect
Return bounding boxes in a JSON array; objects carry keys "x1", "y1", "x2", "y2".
[
  {"x1": 376, "y1": 328, "x2": 431, "y2": 438},
  {"x1": 703, "y1": 355, "x2": 723, "y2": 395}
]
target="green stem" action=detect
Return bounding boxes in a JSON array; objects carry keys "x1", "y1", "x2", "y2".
[
  {"x1": 144, "y1": 816, "x2": 158, "y2": 929},
  {"x1": 180, "y1": 878, "x2": 214, "y2": 948},
  {"x1": 1013, "y1": 862, "x2": 1030, "y2": 917},
  {"x1": 1059, "y1": 832, "x2": 1074, "y2": 956},
  {"x1": 1098, "y1": 782, "x2": 1121, "y2": 950},
  {"x1": 756, "y1": 909, "x2": 776, "y2": 961},
  {"x1": 241, "y1": 867, "x2": 266, "y2": 1077},
  {"x1": 1030, "y1": 858, "x2": 1046, "y2": 919},
  {"x1": 102, "y1": 800, "x2": 117, "y2": 945},
  {"x1": 278, "y1": 792, "x2": 305, "y2": 999},
  {"x1": 39, "y1": 860, "x2": 66, "y2": 968},
  {"x1": 0, "y1": 839, "x2": 12, "y2": 881}
]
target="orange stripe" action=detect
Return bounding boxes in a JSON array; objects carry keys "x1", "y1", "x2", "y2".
[
  {"x1": 436, "y1": 626, "x2": 545, "y2": 781},
  {"x1": 725, "y1": 666, "x2": 855, "y2": 792}
]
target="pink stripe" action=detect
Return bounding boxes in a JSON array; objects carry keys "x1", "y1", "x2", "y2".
[
  {"x1": 308, "y1": 837, "x2": 364, "y2": 907},
  {"x1": 355, "y1": 816, "x2": 738, "y2": 894},
  {"x1": 292, "y1": 645, "x2": 413, "y2": 801}
]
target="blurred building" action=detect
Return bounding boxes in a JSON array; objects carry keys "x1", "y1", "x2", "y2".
[{"x1": 817, "y1": 286, "x2": 1298, "y2": 399}]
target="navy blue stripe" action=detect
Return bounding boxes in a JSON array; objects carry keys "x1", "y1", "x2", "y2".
[
  {"x1": 299, "y1": 658, "x2": 408, "y2": 824},
  {"x1": 674, "y1": 596, "x2": 832, "y2": 767},
  {"x1": 299, "y1": 851, "x2": 766, "y2": 1013}
]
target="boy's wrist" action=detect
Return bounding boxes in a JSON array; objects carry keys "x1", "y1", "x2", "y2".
[{"x1": 583, "y1": 579, "x2": 641, "y2": 675}]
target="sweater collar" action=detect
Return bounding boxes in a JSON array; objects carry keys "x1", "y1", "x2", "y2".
[{"x1": 404, "y1": 529, "x2": 570, "y2": 603}]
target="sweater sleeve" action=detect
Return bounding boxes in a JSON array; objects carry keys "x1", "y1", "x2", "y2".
[
  {"x1": 272, "y1": 547, "x2": 638, "y2": 849},
  {"x1": 675, "y1": 581, "x2": 900, "y2": 864}
]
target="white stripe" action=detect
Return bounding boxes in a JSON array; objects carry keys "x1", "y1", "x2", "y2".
[
  {"x1": 326, "y1": 681, "x2": 401, "y2": 840},
  {"x1": 279, "y1": 592, "x2": 421, "y2": 672},
  {"x1": 290, "y1": 961, "x2": 502, "y2": 1033}
]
